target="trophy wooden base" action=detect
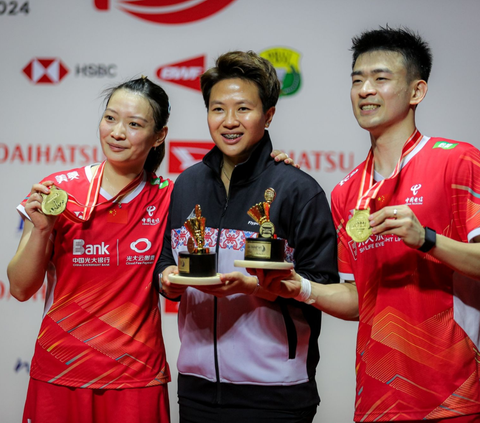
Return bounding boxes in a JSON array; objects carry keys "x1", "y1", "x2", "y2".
[
  {"x1": 234, "y1": 260, "x2": 293, "y2": 270},
  {"x1": 178, "y1": 251, "x2": 217, "y2": 277},
  {"x1": 168, "y1": 273, "x2": 221, "y2": 286}
]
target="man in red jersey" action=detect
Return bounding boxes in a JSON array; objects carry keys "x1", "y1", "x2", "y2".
[{"x1": 259, "y1": 26, "x2": 480, "y2": 423}]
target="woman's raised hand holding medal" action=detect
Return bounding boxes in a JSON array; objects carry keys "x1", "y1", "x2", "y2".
[
  {"x1": 40, "y1": 185, "x2": 68, "y2": 216},
  {"x1": 25, "y1": 181, "x2": 62, "y2": 231}
]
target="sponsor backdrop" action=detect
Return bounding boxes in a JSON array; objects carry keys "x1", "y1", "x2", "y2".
[{"x1": 1, "y1": 1, "x2": 479, "y2": 422}]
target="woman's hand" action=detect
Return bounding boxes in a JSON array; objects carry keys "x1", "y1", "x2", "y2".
[
  {"x1": 271, "y1": 150, "x2": 300, "y2": 168},
  {"x1": 25, "y1": 181, "x2": 59, "y2": 232},
  {"x1": 196, "y1": 271, "x2": 257, "y2": 297}
]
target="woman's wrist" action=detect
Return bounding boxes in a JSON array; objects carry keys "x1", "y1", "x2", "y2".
[{"x1": 250, "y1": 276, "x2": 260, "y2": 295}]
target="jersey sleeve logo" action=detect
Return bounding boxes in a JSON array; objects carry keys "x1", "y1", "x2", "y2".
[
  {"x1": 150, "y1": 177, "x2": 170, "y2": 189},
  {"x1": 433, "y1": 141, "x2": 458, "y2": 150}
]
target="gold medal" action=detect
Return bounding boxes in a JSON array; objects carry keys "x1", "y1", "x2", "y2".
[
  {"x1": 346, "y1": 209, "x2": 372, "y2": 243},
  {"x1": 41, "y1": 185, "x2": 68, "y2": 216}
]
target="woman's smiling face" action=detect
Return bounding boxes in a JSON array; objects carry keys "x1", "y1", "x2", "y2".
[{"x1": 207, "y1": 78, "x2": 274, "y2": 165}]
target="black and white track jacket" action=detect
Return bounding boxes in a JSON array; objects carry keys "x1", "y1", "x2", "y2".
[{"x1": 155, "y1": 131, "x2": 338, "y2": 410}]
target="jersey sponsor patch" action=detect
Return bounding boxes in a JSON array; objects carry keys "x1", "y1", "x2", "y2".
[{"x1": 433, "y1": 141, "x2": 458, "y2": 150}]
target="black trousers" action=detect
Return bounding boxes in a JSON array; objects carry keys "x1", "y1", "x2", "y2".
[{"x1": 180, "y1": 398, "x2": 317, "y2": 423}]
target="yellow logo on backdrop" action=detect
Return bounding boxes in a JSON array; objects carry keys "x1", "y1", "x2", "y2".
[{"x1": 260, "y1": 47, "x2": 302, "y2": 97}]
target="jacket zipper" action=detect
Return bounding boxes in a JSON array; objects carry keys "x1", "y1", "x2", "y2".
[{"x1": 213, "y1": 181, "x2": 230, "y2": 404}]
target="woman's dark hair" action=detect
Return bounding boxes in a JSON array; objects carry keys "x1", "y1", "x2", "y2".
[
  {"x1": 103, "y1": 77, "x2": 170, "y2": 173},
  {"x1": 200, "y1": 50, "x2": 280, "y2": 112}
]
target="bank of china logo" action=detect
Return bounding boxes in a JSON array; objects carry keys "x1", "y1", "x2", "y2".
[
  {"x1": 168, "y1": 140, "x2": 214, "y2": 174},
  {"x1": 93, "y1": 0, "x2": 236, "y2": 25},
  {"x1": 156, "y1": 55, "x2": 205, "y2": 91},
  {"x1": 260, "y1": 47, "x2": 302, "y2": 97},
  {"x1": 23, "y1": 58, "x2": 69, "y2": 84}
]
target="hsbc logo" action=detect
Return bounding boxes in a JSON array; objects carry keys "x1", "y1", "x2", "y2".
[
  {"x1": 22, "y1": 58, "x2": 69, "y2": 85},
  {"x1": 93, "y1": 0, "x2": 237, "y2": 25},
  {"x1": 168, "y1": 140, "x2": 214, "y2": 174},
  {"x1": 156, "y1": 55, "x2": 205, "y2": 92}
]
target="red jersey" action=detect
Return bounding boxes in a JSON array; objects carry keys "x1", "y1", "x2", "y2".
[
  {"x1": 332, "y1": 136, "x2": 480, "y2": 421},
  {"x1": 18, "y1": 164, "x2": 173, "y2": 389}
]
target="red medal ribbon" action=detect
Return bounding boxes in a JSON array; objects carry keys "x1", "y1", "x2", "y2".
[
  {"x1": 355, "y1": 130, "x2": 423, "y2": 211},
  {"x1": 61, "y1": 161, "x2": 144, "y2": 223}
]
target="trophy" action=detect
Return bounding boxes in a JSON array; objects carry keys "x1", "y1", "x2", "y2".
[
  {"x1": 235, "y1": 188, "x2": 292, "y2": 270},
  {"x1": 177, "y1": 205, "x2": 217, "y2": 278}
]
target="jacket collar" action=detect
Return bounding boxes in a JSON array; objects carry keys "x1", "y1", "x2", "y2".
[{"x1": 202, "y1": 130, "x2": 274, "y2": 184}]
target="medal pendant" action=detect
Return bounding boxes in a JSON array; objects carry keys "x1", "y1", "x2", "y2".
[
  {"x1": 346, "y1": 209, "x2": 372, "y2": 243},
  {"x1": 41, "y1": 185, "x2": 68, "y2": 216}
]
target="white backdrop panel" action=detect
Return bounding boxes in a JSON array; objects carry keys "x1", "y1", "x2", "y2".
[{"x1": 1, "y1": 1, "x2": 479, "y2": 422}]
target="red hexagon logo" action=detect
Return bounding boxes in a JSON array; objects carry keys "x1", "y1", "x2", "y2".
[
  {"x1": 94, "y1": 0, "x2": 237, "y2": 25},
  {"x1": 22, "y1": 58, "x2": 69, "y2": 84}
]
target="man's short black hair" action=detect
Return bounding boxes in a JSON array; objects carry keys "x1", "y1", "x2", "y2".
[{"x1": 351, "y1": 26, "x2": 433, "y2": 82}]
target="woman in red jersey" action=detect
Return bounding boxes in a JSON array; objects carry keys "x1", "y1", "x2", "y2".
[{"x1": 8, "y1": 77, "x2": 173, "y2": 423}]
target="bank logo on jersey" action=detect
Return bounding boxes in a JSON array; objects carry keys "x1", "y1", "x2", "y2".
[
  {"x1": 259, "y1": 47, "x2": 302, "y2": 97},
  {"x1": 73, "y1": 239, "x2": 109, "y2": 255},
  {"x1": 405, "y1": 183, "x2": 423, "y2": 206},
  {"x1": 93, "y1": 0, "x2": 237, "y2": 25},
  {"x1": 72, "y1": 239, "x2": 111, "y2": 266},
  {"x1": 156, "y1": 55, "x2": 205, "y2": 92},
  {"x1": 433, "y1": 141, "x2": 458, "y2": 150},
  {"x1": 23, "y1": 58, "x2": 69, "y2": 84}
]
